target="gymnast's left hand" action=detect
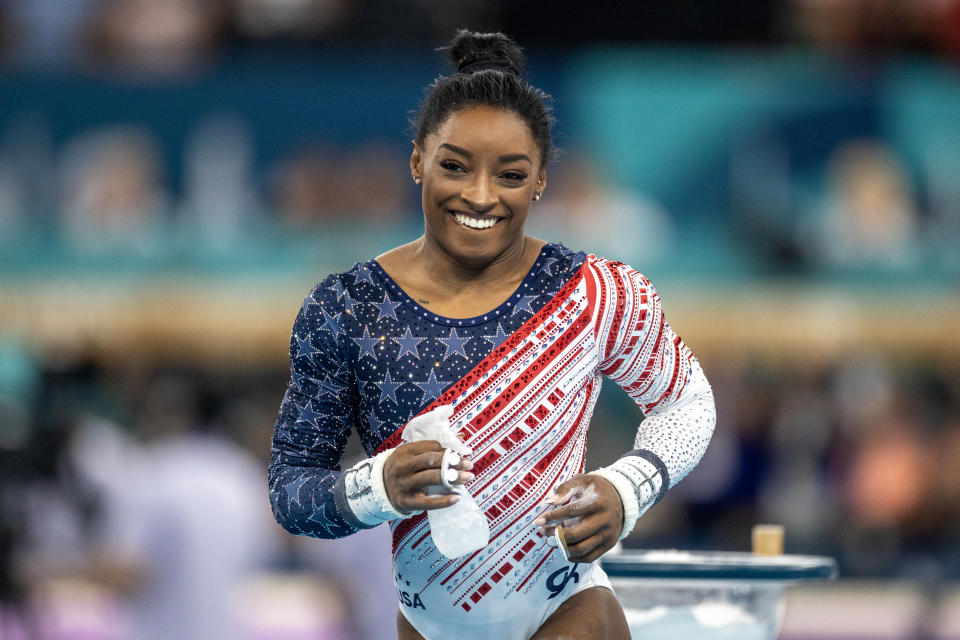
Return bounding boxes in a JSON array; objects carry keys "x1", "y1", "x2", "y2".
[{"x1": 533, "y1": 474, "x2": 623, "y2": 563}]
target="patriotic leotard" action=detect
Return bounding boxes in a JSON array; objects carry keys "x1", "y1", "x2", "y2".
[{"x1": 269, "y1": 243, "x2": 715, "y2": 639}]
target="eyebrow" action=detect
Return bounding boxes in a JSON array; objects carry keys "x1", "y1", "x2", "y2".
[{"x1": 439, "y1": 143, "x2": 533, "y2": 165}]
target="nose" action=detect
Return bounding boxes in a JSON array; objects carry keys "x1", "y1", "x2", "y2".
[{"x1": 461, "y1": 174, "x2": 497, "y2": 213}]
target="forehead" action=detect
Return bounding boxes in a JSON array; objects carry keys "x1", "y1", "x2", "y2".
[{"x1": 429, "y1": 105, "x2": 539, "y2": 160}]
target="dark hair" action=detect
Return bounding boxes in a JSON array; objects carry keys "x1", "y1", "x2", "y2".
[{"x1": 411, "y1": 30, "x2": 555, "y2": 167}]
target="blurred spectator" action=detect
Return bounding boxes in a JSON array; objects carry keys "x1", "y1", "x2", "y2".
[
  {"x1": 759, "y1": 367, "x2": 839, "y2": 549},
  {"x1": 0, "y1": 0, "x2": 98, "y2": 66},
  {"x1": 788, "y1": 0, "x2": 947, "y2": 53},
  {"x1": 271, "y1": 140, "x2": 409, "y2": 227},
  {"x1": 939, "y1": 0, "x2": 960, "y2": 60},
  {"x1": 0, "y1": 113, "x2": 56, "y2": 243},
  {"x1": 58, "y1": 125, "x2": 168, "y2": 255},
  {"x1": 923, "y1": 132, "x2": 960, "y2": 272},
  {"x1": 0, "y1": 153, "x2": 21, "y2": 243},
  {"x1": 729, "y1": 128, "x2": 803, "y2": 271},
  {"x1": 85, "y1": 0, "x2": 230, "y2": 75},
  {"x1": 234, "y1": 0, "x2": 349, "y2": 39},
  {"x1": 800, "y1": 139, "x2": 920, "y2": 270},
  {"x1": 530, "y1": 155, "x2": 674, "y2": 264},
  {"x1": 839, "y1": 407, "x2": 937, "y2": 575},
  {"x1": 933, "y1": 413, "x2": 960, "y2": 552},
  {"x1": 101, "y1": 374, "x2": 279, "y2": 640},
  {"x1": 178, "y1": 114, "x2": 260, "y2": 251}
]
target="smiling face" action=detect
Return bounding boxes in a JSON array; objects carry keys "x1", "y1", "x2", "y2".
[{"x1": 411, "y1": 105, "x2": 546, "y2": 270}]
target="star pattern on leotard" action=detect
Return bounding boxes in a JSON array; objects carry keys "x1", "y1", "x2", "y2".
[
  {"x1": 487, "y1": 322, "x2": 511, "y2": 348},
  {"x1": 291, "y1": 370, "x2": 316, "y2": 390},
  {"x1": 269, "y1": 244, "x2": 585, "y2": 540},
  {"x1": 295, "y1": 401, "x2": 322, "y2": 427},
  {"x1": 378, "y1": 368, "x2": 404, "y2": 406},
  {"x1": 442, "y1": 328, "x2": 471, "y2": 360},
  {"x1": 416, "y1": 367, "x2": 447, "y2": 404},
  {"x1": 397, "y1": 327, "x2": 424, "y2": 358},
  {"x1": 377, "y1": 297, "x2": 402, "y2": 323},
  {"x1": 541, "y1": 254, "x2": 558, "y2": 278},
  {"x1": 352, "y1": 264, "x2": 378, "y2": 288},
  {"x1": 341, "y1": 294, "x2": 355, "y2": 316},
  {"x1": 285, "y1": 473, "x2": 308, "y2": 510},
  {"x1": 295, "y1": 333, "x2": 318, "y2": 362},
  {"x1": 353, "y1": 326, "x2": 379, "y2": 360},
  {"x1": 515, "y1": 293, "x2": 538, "y2": 316},
  {"x1": 320, "y1": 304, "x2": 341, "y2": 334},
  {"x1": 307, "y1": 496, "x2": 339, "y2": 538}
]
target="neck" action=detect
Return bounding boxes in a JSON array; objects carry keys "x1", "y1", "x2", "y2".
[{"x1": 414, "y1": 234, "x2": 534, "y2": 290}]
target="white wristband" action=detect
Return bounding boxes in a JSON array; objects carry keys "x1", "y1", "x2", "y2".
[
  {"x1": 589, "y1": 456, "x2": 663, "y2": 539},
  {"x1": 343, "y1": 449, "x2": 418, "y2": 526}
]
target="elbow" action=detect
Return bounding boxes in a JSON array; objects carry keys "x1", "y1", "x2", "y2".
[
  {"x1": 267, "y1": 463, "x2": 344, "y2": 540},
  {"x1": 698, "y1": 386, "x2": 718, "y2": 448},
  {"x1": 704, "y1": 386, "x2": 717, "y2": 429},
  {"x1": 267, "y1": 464, "x2": 308, "y2": 538}
]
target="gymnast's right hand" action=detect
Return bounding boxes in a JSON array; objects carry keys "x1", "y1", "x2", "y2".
[{"x1": 383, "y1": 441, "x2": 475, "y2": 512}]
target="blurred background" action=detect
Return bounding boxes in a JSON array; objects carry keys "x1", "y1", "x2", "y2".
[{"x1": 1, "y1": 1, "x2": 959, "y2": 638}]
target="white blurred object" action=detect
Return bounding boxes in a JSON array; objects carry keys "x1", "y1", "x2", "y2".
[
  {"x1": 402, "y1": 405, "x2": 489, "y2": 558},
  {"x1": 427, "y1": 483, "x2": 489, "y2": 559},
  {"x1": 401, "y1": 405, "x2": 470, "y2": 456},
  {"x1": 180, "y1": 114, "x2": 259, "y2": 250},
  {"x1": 602, "y1": 550, "x2": 835, "y2": 640}
]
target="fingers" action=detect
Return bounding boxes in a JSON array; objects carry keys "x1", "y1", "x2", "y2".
[
  {"x1": 383, "y1": 441, "x2": 476, "y2": 513},
  {"x1": 560, "y1": 513, "x2": 615, "y2": 547},
  {"x1": 407, "y1": 468, "x2": 474, "y2": 488},
  {"x1": 548, "y1": 474, "x2": 593, "y2": 503},
  {"x1": 532, "y1": 475, "x2": 622, "y2": 562},
  {"x1": 534, "y1": 499, "x2": 594, "y2": 527},
  {"x1": 398, "y1": 442, "x2": 474, "y2": 470},
  {"x1": 562, "y1": 530, "x2": 613, "y2": 563},
  {"x1": 405, "y1": 492, "x2": 460, "y2": 512}
]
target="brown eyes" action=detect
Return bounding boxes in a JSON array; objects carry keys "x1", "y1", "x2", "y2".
[
  {"x1": 437, "y1": 161, "x2": 527, "y2": 183},
  {"x1": 440, "y1": 160, "x2": 465, "y2": 172}
]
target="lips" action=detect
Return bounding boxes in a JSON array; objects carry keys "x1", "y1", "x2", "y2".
[{"x1": 449, "y1": 210, "x2": 503, "y2": 230}]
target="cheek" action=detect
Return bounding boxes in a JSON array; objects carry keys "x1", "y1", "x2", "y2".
[
  {"x1": 504, "y1": 193, "x2": 534, "y2": 218},
  {"x1": 424, "y1": 179, "x2": 459, "y2": 204}
]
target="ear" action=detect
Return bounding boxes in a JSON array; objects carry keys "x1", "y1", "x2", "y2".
[{"x1": 410, "y1": 140, "x2": 423, "y2": 180}]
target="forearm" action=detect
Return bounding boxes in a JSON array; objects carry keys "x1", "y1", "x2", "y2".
[
  {"x1": 268, "y1": 456, "x2": 360, "y2": 539},
  {"x1": 591, "y1": 383, "x2": 716, "y2": 539},
  {"x1": 590, "y1": 259, "x2": 718, "y2": 538},
  {"x1": 269, "y1": 447, "x2": 416, "y2": 539}
]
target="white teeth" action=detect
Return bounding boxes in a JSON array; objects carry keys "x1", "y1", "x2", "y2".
[{"x1": 453, "y1": 212, "x2": 499, "y2": 230}]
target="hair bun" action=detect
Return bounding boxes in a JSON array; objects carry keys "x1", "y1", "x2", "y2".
[{"x1": 448, "y1": 29, "x2": 525, "y2": 78}]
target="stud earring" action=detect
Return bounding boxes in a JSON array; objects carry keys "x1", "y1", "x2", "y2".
[
  {"x1": 533, "y1": 192, "x2": 542, "y2": 201},
  {"x1": 413, "y1": 176, "x2": 422, "y2": 185}
]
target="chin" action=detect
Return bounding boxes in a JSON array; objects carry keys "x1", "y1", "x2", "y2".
[{"x1": 447, "y1": 239, "x2": 506, "y2": 268}]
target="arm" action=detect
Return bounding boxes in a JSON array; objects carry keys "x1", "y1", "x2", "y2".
[
  {"x1": 268, "y1": 281, "x2": 468, "y2": 538},
  {"x1": 268, "y1": 280, "x2": 392, "y2": 539},
  {"x1": 536, "y1": 260, "x2": 716, "y2": 560},
  {"x1": 589, "y1": 260, "x2": 716, "y2": 537}
]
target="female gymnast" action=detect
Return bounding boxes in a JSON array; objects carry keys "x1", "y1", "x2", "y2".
[{"x1": 269, "y1": 30, "x2": 716, "y2": 640}]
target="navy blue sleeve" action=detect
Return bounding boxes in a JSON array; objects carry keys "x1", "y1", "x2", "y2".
[{"x1": 268, "y1": 277, "x2": 364, "y2": 539}]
